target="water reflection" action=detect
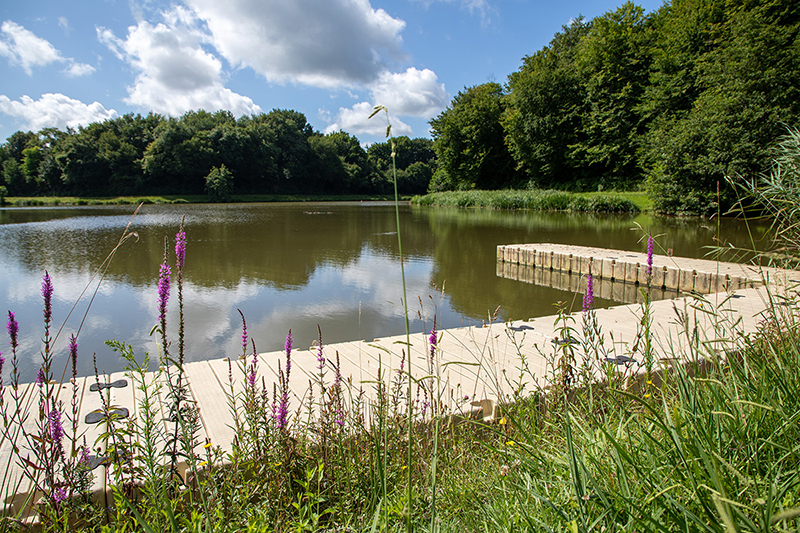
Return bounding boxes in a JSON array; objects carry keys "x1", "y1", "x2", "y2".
[{"x1": 0, "y1": 203, "x2": 769, "y2": 381}]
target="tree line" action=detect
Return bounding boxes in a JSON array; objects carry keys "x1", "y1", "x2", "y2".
[
  {"x1": 430, "y1": 0, "x2": 800, "y2": 215},
  {"x1": 0, "y1": 109, "x2": 436, "y2": 200}
]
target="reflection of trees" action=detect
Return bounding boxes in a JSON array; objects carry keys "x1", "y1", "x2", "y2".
[
  {"x1": 0, "y1": 203, "x2": 439, "y2": 290},
  {"x1": 420, "y1": 206, "x2": 770, "y2": 321},
  {"x1": 0, "y1": 203, "x2": 771, "y2": 315}
]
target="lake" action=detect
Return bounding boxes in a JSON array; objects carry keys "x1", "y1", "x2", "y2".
[{"x1": 0, "y1": 202, "x2": 770, "y2": 382}]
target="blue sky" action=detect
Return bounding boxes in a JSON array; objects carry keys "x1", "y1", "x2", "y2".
[{"x1": 0, "y1": 0, "x2": 665, "y2": 145}]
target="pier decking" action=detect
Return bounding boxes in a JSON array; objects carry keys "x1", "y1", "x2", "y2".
[{"x1": 2, "y1": 244, "x2": 796, "y2": 519}]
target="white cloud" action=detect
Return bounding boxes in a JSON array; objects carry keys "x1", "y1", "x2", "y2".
[
  {"x1": 184, "y1": 0, "x2": 407, "y2": 88},
  {"x1": 0, "y1": 20, "x2": 64, "y2": 74},
  {"x1": 324, "y1": 101, "x2": 413, "y2": 137},
  {"x1": 323, "y1": 67, "x2": 448, "y2": 137},
  {"x1": 62, "y1": 62, "x2": 95, "y2": 77},
  {"x1": 370, "y1": 68, "x2": 448, "y2": 117},
  {"x1": 0, "y1": 93, "x2": 118, "y2": 132},
  {"x1": 97, "y1": 7, "x2": 261, "y2": 117}
]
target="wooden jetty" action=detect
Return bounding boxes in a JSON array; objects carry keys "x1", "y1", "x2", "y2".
[{"x1": 2, "y1": 244, "x2": 797, "y2": 520}]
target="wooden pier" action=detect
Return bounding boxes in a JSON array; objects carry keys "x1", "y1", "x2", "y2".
[{"x1": 2, "y1": 244, "x2": 797, "y2": 519}]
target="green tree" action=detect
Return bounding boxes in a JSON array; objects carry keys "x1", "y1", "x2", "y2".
[
  {"x1": 430, "y1": 82, "x2": 519, "y2": 190},
  {"x1": 569, "y1": 2, "x2": 652, "y2": 189},
  {"x1": 504, "y1": 17, "x2": 591, "y2": 189},
  {"x1": 644, "y1": 0, "x2": 800, "y2": 214},
  {"x1": 205, "y1": 164, "x2": 234, "y2": 202}
]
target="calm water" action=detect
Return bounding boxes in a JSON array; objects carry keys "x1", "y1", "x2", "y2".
[{"x1": 0, "y1": 202, "x2": 770, "y2": 381}]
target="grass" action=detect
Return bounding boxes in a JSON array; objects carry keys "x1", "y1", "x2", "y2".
[
  {"x1": 411, "y1": 189, "x2": 646, "y2": 213},
  {"x1": 0, "y1": 194, "x2": 412, "y2": 207}
]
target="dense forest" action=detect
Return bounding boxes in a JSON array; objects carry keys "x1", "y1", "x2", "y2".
[
  {"x1": 431, "y1": 0, "x2": 800, "y2": 214},
  {"x1": 0, "y1": 109, "x2": 436, "y2": 200},
  {"x1": 1, "y1": 0, "x2": 798, "y2": 214}
]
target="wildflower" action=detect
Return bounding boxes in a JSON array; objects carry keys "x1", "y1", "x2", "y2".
[
  {"x1": 237, "y1": 309, "x2": 249, "y2": 360},
  {"x1": 203, "y1": 441, "x2": 213, "y2": 449},
  {"x1": 49, "y1": 406, "x2": 64, "y2": 456},
  {"x1": 316, "y1": 337, "x2": 324, "y2": 372},
  {"x1": 646, "y1": 235, "x2": 654, "y2": 280},
  {"x1": 429, "y1": 321, "x2": 437, "y2": 363},
  {"x1": 175, "y1": 228, "x2": 187, "y2": 270},
  {"x1": 582, "y1": 273, "x2": 594, "y2": 312},
  {"x1": 644, "y1": 393, "x2": 651, "y2": 399},
  {"x1": 52, "y1": 487, "x2": 67, "y2": 504},
  {"x1": 248, "y1": 350, "x2": 258, "y2": 390},
  {"x1": 78, "y1": 446, "x2": 90, "y2": 466},
  {"x1": 284, "y1": 329, "x2": 292, "y2": 377},
  {"x1": 35, "y1": 368, "x2": 45, "y2": 387},
  {"x1": 6, "y1": 311, "x2": 18, "y2": 351},
  {"x1": 276, "y1": 330, "x2": 292, "y2": 431},
  {"x1": 498, "y1": 417, "x2": 507, "y2": 425},
  {"x1": 157, "y1": 262, "x2": 171, "y2": 325},
  {"x1": 506, "y1": 440, "x2": 516, "y2": 446},
  {"x1": 499, "y1": 464, "x2": 509, "y2": 476},
  {"x1": 42, "y1": 271, "x2": 53, "y2": 327},
  {"x1": 69, "y1": 335, "x2": 78, "y2": 374},
  {"x1": 646, "y1": 379, "x2": 652, "y2": 385}
]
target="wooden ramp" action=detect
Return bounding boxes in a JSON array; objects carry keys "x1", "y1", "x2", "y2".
[{"x1": 2, "y1": 244, "x2": 796, "y2": 521}]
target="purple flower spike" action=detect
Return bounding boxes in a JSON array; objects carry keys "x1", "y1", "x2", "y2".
[
  {"x1": 69, "y1": 335, "x2": 78, "y2": 370},
  {"x1": 646, "y1": 236, "x2": 654, "y2": 279},
  {"x1": 284, "y1": 329, "x2": 292, "y2": 377},
  {"x1": 277, "y1": 330, "x2": 292, "y2": 431},
  {"x1": 157, "y1": 262, "x2": 171, "y2": 324},
  {"x1": 49, "y1": 407, "x2": 64, "y2": 453},
  {"x1": 583, "y1": 273, "x2": 594, "y2": 313},
  {"x1": 238, "y1": 310, "x2": 248, "y2": 355},
  {"x1": 6, "y1": 311, "x2": 18, "y2": 351},
  {"x1": 175, "y1": 229, "x2": 187, "y2": 270},
  {"x1": 35, "y1": 368, "x2": 45, "y2": 387},
  {"x1": 42, "y1": 271, "x2": 53, "y2": 326},
  {"x1": 248, "y1": 351, "x2": 258, "y2": 390}
]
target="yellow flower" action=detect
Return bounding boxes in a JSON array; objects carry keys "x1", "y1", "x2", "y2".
[
  {"x1": 646, "y1": 380, "x2": 652, "y2": 385},
  {"x1": 198, "y1": 461, "x2": 208, "y2": 467},
  {"x1": 203, "y1": 442, "x2": 213, "y2": 449},
  {"x1": 644, "y1": 393, "x2": 651, "y2": 399},
  {"x1": 506, "y1": 441, "x2": 516, "y2": 446},
  {"x1": 499, "y1": 417, "x2": 507, "y2": 425}
]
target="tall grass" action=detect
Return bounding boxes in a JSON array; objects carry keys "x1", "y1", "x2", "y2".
[{"x1": 411, "y1": 189, "x2": 641, "y2": 213}]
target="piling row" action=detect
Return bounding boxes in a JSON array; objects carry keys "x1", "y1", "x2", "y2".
[{"x1": 496, "y1": 243, "x2": 761, "y2": 294}]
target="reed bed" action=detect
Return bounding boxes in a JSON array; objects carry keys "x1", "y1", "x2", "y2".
[{"x1": 411, "y1": 189, "x2": 641, "y2": 213}]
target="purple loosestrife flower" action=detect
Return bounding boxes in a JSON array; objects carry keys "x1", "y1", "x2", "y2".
[
  {"x1": 158, "y1": 262, "x2": 171, "y2": 325},
  {"x1": 248, "y1": 351, "x2": 258, "y2": 390},
  {"x1": 52, "y1": 487, "x2": 67, "y2": 504},
  {"x1": 238, "y1": 309, "x2": 248, "y2": 357},
  {"x1": 284, "y1": 329, "x2": 292, "y2": 378},
  {"x1": 6, "y1": 311, "x2": 18, "y2": 352},
  {"x1": 49, "y1": 406, "x2": 64, "y2": 456},
  {"x1": 429, "y1": 322, "x2": 437, "y2": 361},
  {"x1": 277, "y1": 330, "x2": 292, "y2": 431},
  {"x1": 69, "y1": 335, "x2": 78, "y2": 374},
  {"x1": 175, "y1": 229, "x2": 187, "y2": 270},
  {"x1": 646, "y1": 235, "x2": 654, "y2": 280},
  {"x1": 583, "y1": 273, "x2": 594, "y2": 312},
  {"x1": 42, "y1": 271, "x2": 53, "y2": 327},
  {"x1": 36, "y1": 368, "x2": 45, "y2": 388}
]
